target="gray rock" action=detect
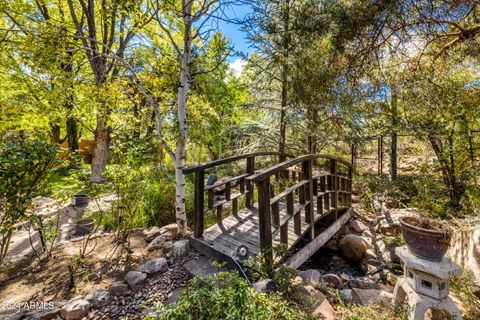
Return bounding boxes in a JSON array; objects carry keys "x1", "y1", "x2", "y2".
[
  {"x1": 164, "y1": 286, "x2": 186, "y2": 305},
  {"x1": 139, "y1": 258, "x2": 168, "y2": 275},
  {"x1": 339, "y1": 289, "x2": 353, "y2": 301},
  {"x1": 172, "y1": 240, "x2": 190, "y2": 260},
  {"x1": 298, "y1": 269, "x2": 321, "y2": 285},
  {"x1": 4, "y1": 310, "x2": 26, "y2": 320},
  {"x1": 23, "y1": 307, "x2": 59, "y2": 320},
  {"x1": 110, "y1": 281, "x2": 128, "y2": 296},
  {"x1": 145, "y1": 226, "x2": 162, "y2": 242},
  {"x1": 338, "y1": 234, "x2": 373, "y2": 262},
  {"x1": 349, "y1": 219, "x2": 367, "y2": 233},
  {"x1": 252, "y1": 279, "x2": 278, "y2": 293},
  {"x1": 351, "y1": 288, "x2": 392, "y2": 306},
  {"x1": 85, "y1": 290, "x2": 110, "y2": 308},
  {"x1": 183, "y1": 256, "x2": 224, "y2": 279},
  {"x1": 347, "y1": 278, "x2": 386, "y2": 290},
  {"x1": 162, "y1": 241, "x2": 173, "y2": 252},
  {"x1": 60, "y1": 299, "x2": 90, "y2": 320},
  {"x1": 124, "y1": 271, "x2": 147, "y2": 290},
  {"x1": 147, "y1": 235, "x2": 167, "y2": 252}
]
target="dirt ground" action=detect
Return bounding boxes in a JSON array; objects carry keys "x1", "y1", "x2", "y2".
[{"x1": 0, "y1": 231, "x2": 160, "y2": 317}]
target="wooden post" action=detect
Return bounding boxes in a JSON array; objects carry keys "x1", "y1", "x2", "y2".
[
  {"x1": 391, "y1": 89, "x2": 398, "y2": 180},
  {"x1": 330, "y1": 159, "x2": 338, "y2": 220},
  {"x1": 194, "y1": 169, "x2": 205, "y2": 237},
  {"x1": 303, "y1": 158, "x2": 315, "y2": 239},
  {"x1": 246, "y1": 156, "x2": 255, "y2": 208},
  {"x1": 257, "y1": 178, "x2": 273, "y2": 269},
  {"x1": 378, "y1": 136, "x2": 383, "y2": 175}
]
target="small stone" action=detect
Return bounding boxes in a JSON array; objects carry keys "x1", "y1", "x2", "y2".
[
  {"x1": 110, "y1": 282, "x2": 129, "y2": 296},
  {"x1": 139, "y1": 258, "x2": 168, "y2": 275},
  {"x1": 164, "y1": 286, "x2": 186, "y2": 305},
  {"x1": 145, "y1": 226, "x2": 162, "y2": 242},
  {"x1": 298, "y1": 269, "x2": 321, "y2": 285},
  {"x1": 362, "y1": 230, "x2": 373, "y2": 238},
  {"x1": 124, "y1": 271, "x2": 147, "y2": 290},
  {"x1": 290, "y1": 285, "x2": 335, "y2": 319},
  {"x1": 339, "y1": 234, "x2": 373, "y2": 262},
  {"x1": 339, "y1": 289, "x2": 353, "y2": 301},
  {"x1": 172, "y1": 240, "x2": 190, "y2": 261},
  {"x1": 364, "y1": 248, "x2": 377, "y2": 260},
  {"x1": 292, "y1": 276, "x2": 303, "y2": 285},
  {"x1": 350, "y1": 219, "x2": 367, "y2": 233},
  {"x1": 160, "y1": 223, "x2": 179, "y2": 239},
  {"x1": 85, "y1": 290, "x2": 110, "y2": 308},
  {"x1": 347, "y1": 278, "x2": 386, "y2": 290},
  {"x1": 60, "y1": 299, "x2": 90, "y2": 320},
  {"x1": 252, "y1": 279, "x2": 278, "y2": 293},
  {"x1": 24, "y1": 307, "x2": 60, "y2": 320},
  {"x1": 321, "y1": 273, "x2": 344, "y2": 289}
]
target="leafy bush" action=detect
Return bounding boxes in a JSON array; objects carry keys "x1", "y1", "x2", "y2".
[
  {"x1": 145, "y1": 272, "x2": 312, "y2": 320},
  {"x1": 0, "y1": 134, "x2": 58, "y2": 264}
]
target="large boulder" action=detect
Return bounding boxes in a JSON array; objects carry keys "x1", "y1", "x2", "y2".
[
  {"x1": 339, "y1": 235, "x2": 373, "y2": 262},
  {"x1": 124, "y1": 271, "x2": 147, "y2": 290},
  {"x1": 60, "y1": 298, "x2": 90, "y2": 320},
  {"x1": 139, "y1": 258, "x2": 168, "y2": 275}
]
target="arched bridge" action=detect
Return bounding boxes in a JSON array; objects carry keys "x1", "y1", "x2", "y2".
[{"x1": 183, "y1": 152, "x2": 354, "y2": 270}]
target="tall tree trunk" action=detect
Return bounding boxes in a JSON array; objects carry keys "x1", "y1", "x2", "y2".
[
  {"x1": 279, "y1": 0, "x2": 290, "y2": 157},
  {"x1": 50, "y1": 123, "x2": 62, "y2": 144},
  {"x1": 90, "y1": 110, "x2": 110, "y2": 182},
  {"x1": 174, "y1": 0, "x2": 193, "y2": 236}
]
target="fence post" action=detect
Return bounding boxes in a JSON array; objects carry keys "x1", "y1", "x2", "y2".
[
  {"x1": 302, "y1": 158, "x2": 315, "y2": 240},
  {"x1": 391, "y1": 89, "x2": 398, "y2": 180},
  {"x1": 378, "y1": 136, "x2": 383, "y2": 175},
  {"x1": 194, "y1": 169, "x2": 205, "y2": 237}
]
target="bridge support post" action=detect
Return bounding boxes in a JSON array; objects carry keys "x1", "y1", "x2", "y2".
[
  {"x1": 246, "y1": 156, "x2": 255, "y2": 208},
  {"x1": 257, "y1": 177, "x2": 273, "y2": 271},
  {"x1": 194, "y1": 169, "x2": 205, "y2": 237}
]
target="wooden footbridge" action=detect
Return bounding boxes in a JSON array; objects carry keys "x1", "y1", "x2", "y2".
[{"x1": 183, "y1": 152, "x2": 353, "y2": 270}]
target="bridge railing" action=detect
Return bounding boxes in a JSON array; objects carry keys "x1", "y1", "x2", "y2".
[
  {"x1": 182, "y1": 152, "x2": 293, "y2": 238},
  {"x1": 246, "y1": 154, "x2": 352, "y2": 263}
]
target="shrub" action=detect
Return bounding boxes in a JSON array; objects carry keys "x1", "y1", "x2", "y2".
[
  {"x1": 144, "y1": 272, "x2": 312, "y2": 320},
  {"x1": 0, "y1": 134, "x2": 58, "y2": 264}
]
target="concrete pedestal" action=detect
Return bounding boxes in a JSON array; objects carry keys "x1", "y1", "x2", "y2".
[{"x1": 392, "y1": 246, "x2": 463, "y2": 320}]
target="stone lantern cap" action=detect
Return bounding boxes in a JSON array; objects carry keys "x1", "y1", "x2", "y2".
[{"x1": 395, "y1": 246, "x2": 462, "y2": 279}]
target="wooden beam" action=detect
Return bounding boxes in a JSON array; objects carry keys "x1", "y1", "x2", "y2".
[{"x1": 285, "y1": 209, "x2": 354, "y2": 269}]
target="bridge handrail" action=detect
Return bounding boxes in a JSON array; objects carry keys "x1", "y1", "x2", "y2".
[
  {"x1": 182, "y1": 151, "x2": 293, "y2": 174},
  {"x1": 246, "y1": 154, "x2": 352, "y2": 183}
]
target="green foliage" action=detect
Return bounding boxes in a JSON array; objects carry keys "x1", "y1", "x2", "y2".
[
  {"x1": 0, "y1": 134, "x2": 59, "y2": 264},
  {"x1": 145, "y1": 272, "x2": 311, "y2": 320},
  {"x1": 450, "y1": 275, "x2": 480, "y2": 320},
  {"x1": 243, "y1": 245, "x2": 296, "y2": 294}
]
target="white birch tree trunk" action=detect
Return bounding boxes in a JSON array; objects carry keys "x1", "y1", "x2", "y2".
[{"x1": 174, "y1": 0, "x2": 193, "y2": 236}]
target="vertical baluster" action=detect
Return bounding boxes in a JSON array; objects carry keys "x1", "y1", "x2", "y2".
[
  {"x1": 288, "y1": 192, "x2": 300, "y2": 235},
  {"x1": 303, "y1": 158, "x2": 315, "y2": 239},
  {"x1": 280, "y1": 223, "x2": 288, "y2": 245},
  {"x1": 246, "y1": 156, "x2": 255, "y2": 208},
  {"x1": 232, "y1": 198, "x2": 238, "y2": 215},
  {"x1": 225, "y1": 181, "x2": 231, "y2": 201},
  {"x1": 272, "y1": 202, "x2": 280, "y2": 227},
  {"x1": 194, "y1": 169, "x2": 205, "y2": 237},
  {"x1": 216, "y1": 205, "x2": 223, "y2": 225},
  {"x1": 330, "y1": 159, "x2": 338, "y2": 220},
  {"x1": 208, "y1": 189, "x2": 215, "y2": 209},
  {"x1": 239, "y1": 177, "x2": 245, "y2": 194}
]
